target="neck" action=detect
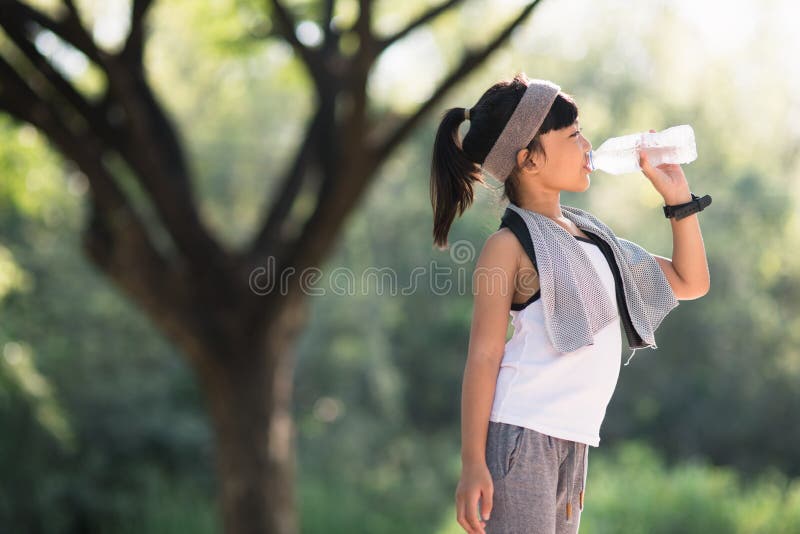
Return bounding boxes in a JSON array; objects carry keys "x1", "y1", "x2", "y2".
[{"x1": 514, "y1": 189, "x2": 564, "y2": 220}]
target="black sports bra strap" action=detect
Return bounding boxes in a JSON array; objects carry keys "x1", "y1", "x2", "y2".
[{"x1": 498, "y1": 207, "x2": 537, "y2": 270}]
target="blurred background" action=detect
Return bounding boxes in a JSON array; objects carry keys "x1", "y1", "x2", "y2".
[{"x1": 2, "y1": 0, "x2": 800, "y2": 532}]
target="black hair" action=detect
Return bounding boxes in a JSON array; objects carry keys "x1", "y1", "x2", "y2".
[{"x1": 429, "y1": 72, "x2": 579, "y2": 249}]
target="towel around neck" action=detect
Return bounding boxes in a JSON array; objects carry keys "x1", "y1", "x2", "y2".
[{"x1": 506, "y1": 202, "x2": 679, "y2": 354}]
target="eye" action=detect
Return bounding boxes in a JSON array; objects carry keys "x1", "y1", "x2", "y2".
[{"x1": 571, "y1": 128, "x2": 582, "y2": 137}]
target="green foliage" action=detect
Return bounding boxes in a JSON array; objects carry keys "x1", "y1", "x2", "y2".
[
  {"x1": 0, "y1": 113, "x2": 214, "y2": 533},
  {"x1": 3, "y1": 0, "x2": 800, "y2": 532},
  {"x1": 100, "y1": 468, "x2": 220, "y2": 534},
  {"x1": 435, "y1": 441, "x2": 800, "y2": 534}
]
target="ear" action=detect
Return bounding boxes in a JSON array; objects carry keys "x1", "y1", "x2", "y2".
[{"x1": 516, "y1": 148, "x2": 536, "y2": 171}]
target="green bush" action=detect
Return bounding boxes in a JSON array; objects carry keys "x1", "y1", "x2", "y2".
[
  {"x1": 101, "y1": 468, "x2": 220, "y2": 534},
  {"x1": 436, "y1": 440, "x2": 800, "y2": 534}
]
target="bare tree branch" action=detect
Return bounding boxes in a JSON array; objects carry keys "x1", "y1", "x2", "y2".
[
  {"x1": 121, "y1": 0, "x2": 155, "y2": 63},
  {"x1": 15, "y1": 0, "x2": 105, "y2": 63},
  {"x1": 0, "y1": 53, "x2": 116, "y2": 207},
  {"x1": 0, "y1": 11, "x2": 165, "y2": 181},
  {"x1": 0, "y1": 3, "x2": 132, "y2": 166},
  {"x1": 336, "y1": 0, "x2": 374, "y2": 139},
  {"x1": 61, "y1": 0, "x2": 86, "y2": 27},
  {"x1": 268, "y1": 0, "x2": 322, "y2": 75},
  {"x1": 322, "y1": 0, "x2": 336, "y2": 47},
  {"x1": 354, "y1": 0, "x2": 373, "y2": 52},
  {"x1": 376, "y1": 0, "x2": 464, "y2": 53},
  {"x1": 372, "y1": 0, "x2": 543, "y2": 164},
  {"x1": 0, "y1": 7, "x2": 120, "y2": 206},
  {"x1": 265, "y1": 0, "x2": 542, "y2": 298},
  {"x1": 2, "y1": 2, "x2": 232, "y2": 276},
  {"x1": 0, "y1": 18, "x2": 122, "y2": 143},
  {"x1": 99, "y1": 63, "x2": 236, "y2": 273},
  {"x1": 0, "y1": 64, "x2": 129, "y2": 267},
  {"x1": 246, "y1": 109, "x2": 325, "y2": 266},
  {"x1": 80, "y1": 194, "x2": 205, "y2": 354},
  {"x1": 0, "y1": 48, "x2": 206, "y2": 346}
]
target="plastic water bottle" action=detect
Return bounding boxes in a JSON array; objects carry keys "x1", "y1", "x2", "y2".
[{"x1": 587, "y1": 124, "x2": 697, "y2": 174}]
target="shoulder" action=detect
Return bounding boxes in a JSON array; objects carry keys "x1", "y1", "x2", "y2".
[
  {"x1": 483, "y1": 227, "x2": 522, "y2": 257},
  {"x1": 473, "y1": 228, "x2": 522, "y2": 279}
]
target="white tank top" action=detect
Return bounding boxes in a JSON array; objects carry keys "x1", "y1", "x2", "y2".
[{"x1": 489, "y1": 236, "x2": 622, "y2": 447}]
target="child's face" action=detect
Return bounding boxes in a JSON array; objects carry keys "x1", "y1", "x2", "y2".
[{"x1": 528, "y1": 120, "x2": 593, "y2": 193}]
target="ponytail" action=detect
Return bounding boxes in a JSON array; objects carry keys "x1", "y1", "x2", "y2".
[{"x1": 430, "y1": 107, "x2": 484, "y2": 250}]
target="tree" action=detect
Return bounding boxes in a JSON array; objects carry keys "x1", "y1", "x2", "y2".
[{"x1": 0, "y1": 1, "x2": 544, "y2": 532}]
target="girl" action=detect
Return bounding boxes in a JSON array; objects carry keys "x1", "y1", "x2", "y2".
[{"x1": 430, "y1": 73, "x2": 711, "y2": 534}]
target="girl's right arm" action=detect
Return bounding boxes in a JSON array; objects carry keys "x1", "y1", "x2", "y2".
[{"x1": 455, "y1": 229, "x2": 518, "y2": 534}]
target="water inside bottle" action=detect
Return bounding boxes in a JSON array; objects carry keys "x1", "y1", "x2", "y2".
[
  {"x1": 639, "y1": 145, "x2": 682, "y2": 167},
  {"x1": 588, "y1": 140, "x2": 694, "y2": 172}
]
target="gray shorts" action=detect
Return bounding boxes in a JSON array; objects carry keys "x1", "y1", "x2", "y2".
[{"x1": 482, "y1": 421, "x2": 589, "y2": 534}]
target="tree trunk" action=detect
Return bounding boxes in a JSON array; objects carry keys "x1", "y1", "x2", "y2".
[{"x1": 195, "y1": 293, "x2": 309, "y2": 534}]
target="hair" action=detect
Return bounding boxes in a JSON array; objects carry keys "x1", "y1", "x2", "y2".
[{"x1": 429, "y1": 73, "x2": 579, "y2": 249}]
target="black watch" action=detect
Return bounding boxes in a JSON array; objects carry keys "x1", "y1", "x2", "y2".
[{"x1": 663, "y1": 193, "x2": 712, "y2": 221}]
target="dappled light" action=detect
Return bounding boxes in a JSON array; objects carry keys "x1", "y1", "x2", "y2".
[{"x1": 2, "y1": 0, "x2": 799, "y2": 533}]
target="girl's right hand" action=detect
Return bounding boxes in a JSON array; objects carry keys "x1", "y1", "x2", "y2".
[{"x1": 455, "y1": 462, "x2": 493, "y2": 534}]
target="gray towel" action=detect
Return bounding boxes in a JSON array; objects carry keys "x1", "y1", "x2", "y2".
[{"x1": 507, "y1": 203, "x2": 679, "y2": 361}]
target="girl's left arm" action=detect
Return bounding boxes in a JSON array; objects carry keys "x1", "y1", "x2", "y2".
[{"x1": 639, "y1": 139, "x2": 711, "y2": 300}]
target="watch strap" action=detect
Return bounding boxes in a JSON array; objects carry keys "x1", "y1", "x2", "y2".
[{"x1": 663, "y1": 193, "x2": 712, "y2": 220}]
